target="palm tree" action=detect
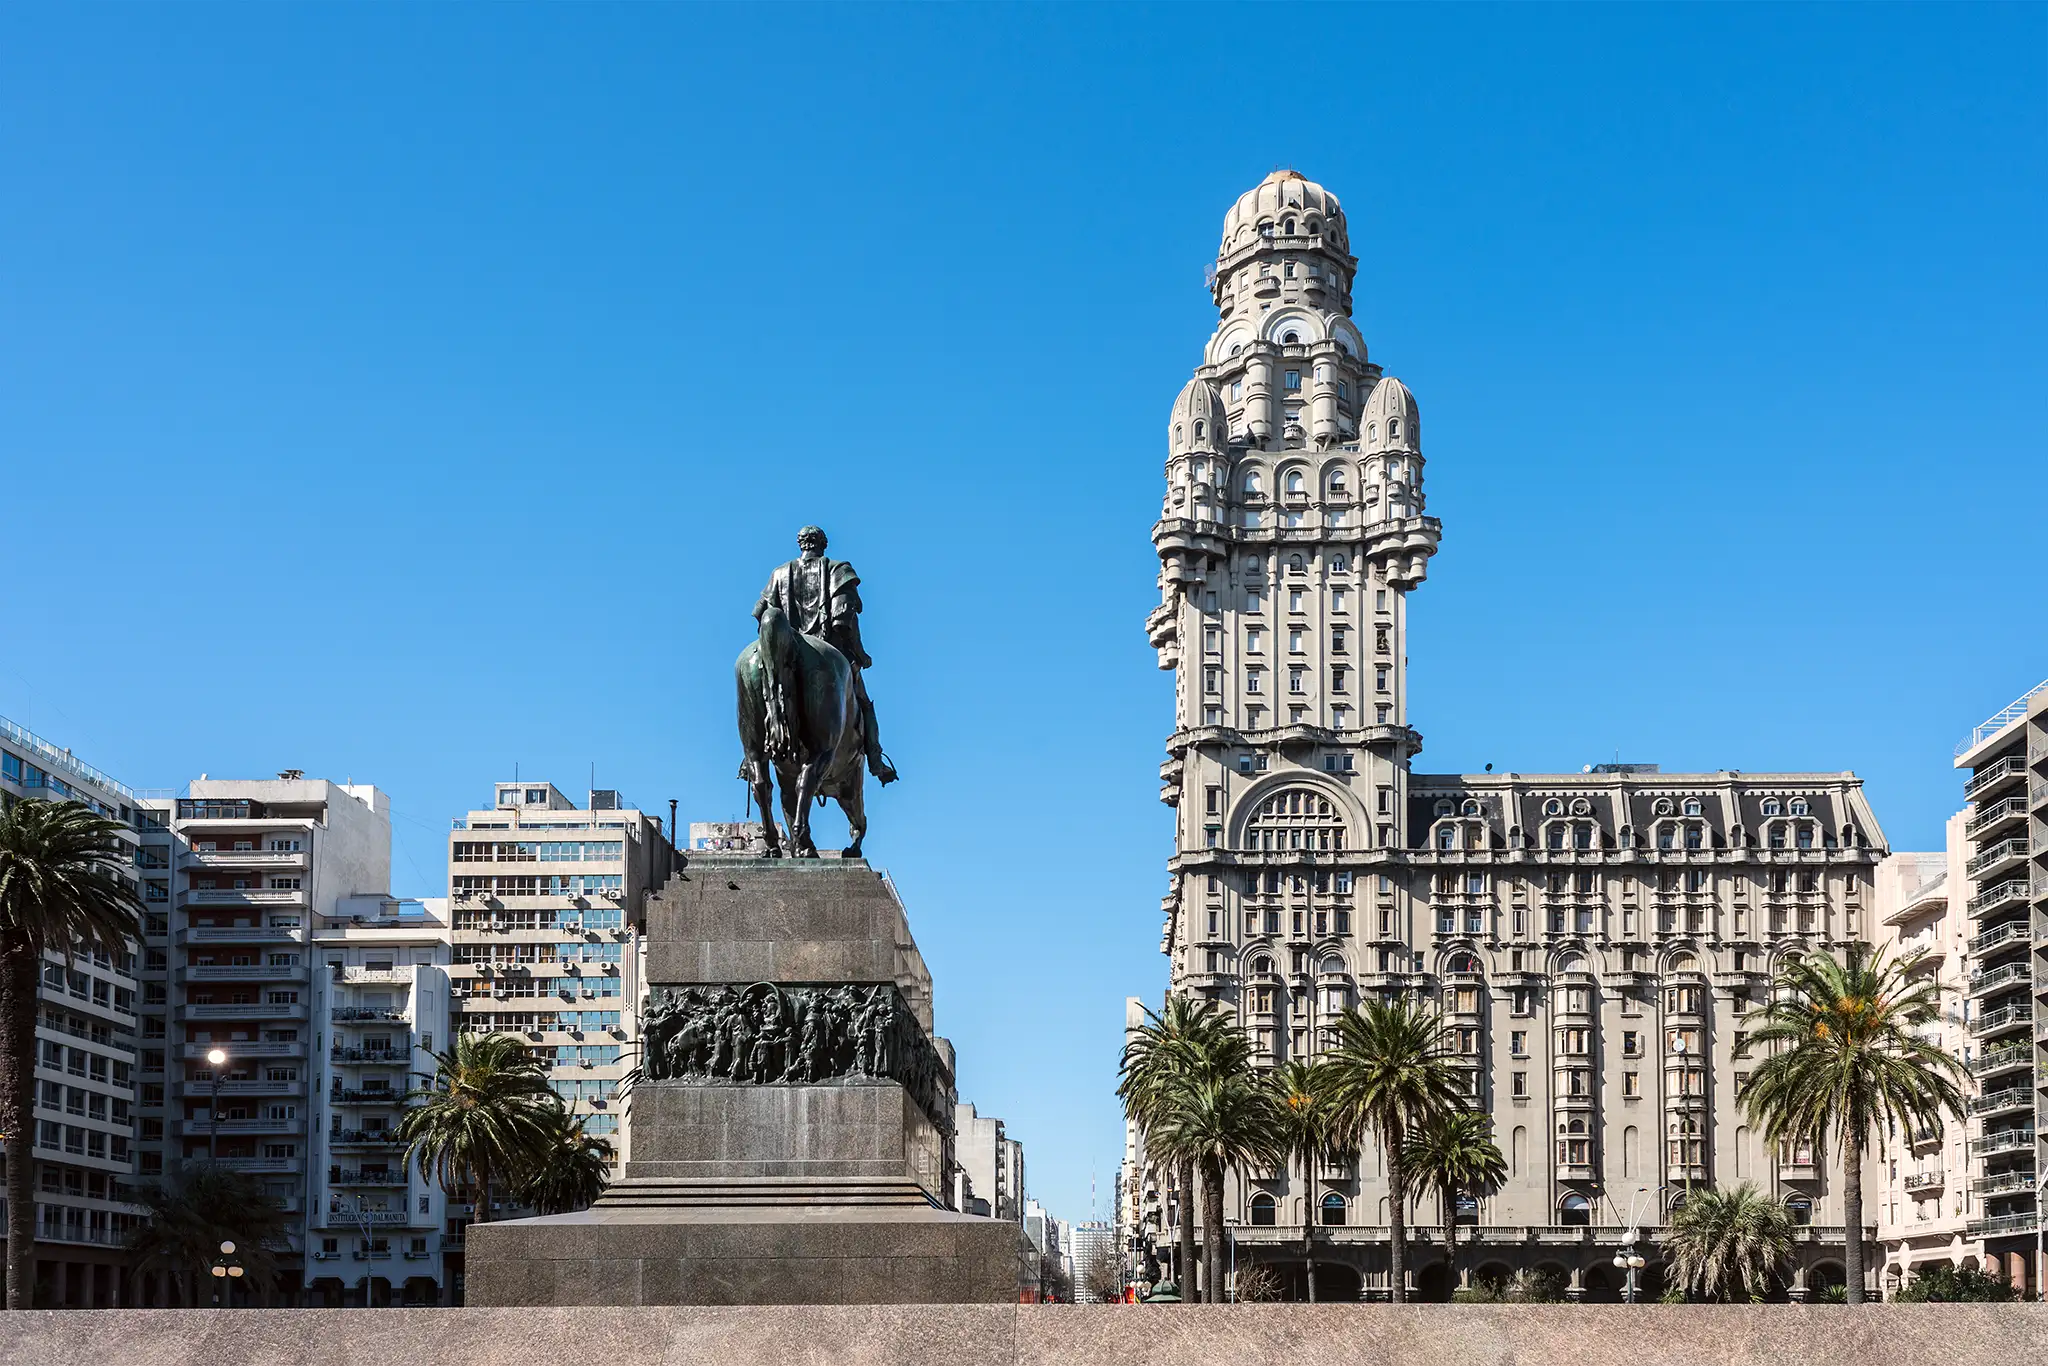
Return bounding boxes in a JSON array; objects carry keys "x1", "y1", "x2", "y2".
[
  {"x1": 0, "y1": 798, "x2": 145, "y2": 1310},
  {"x1": 1118, "y1": 996, "x2": 1247, "y2": 1302},
  {"x1": 1321, "y1": 997, "x2": 1462, "y2": 1303},
  {"x1": 1147, "y1": 1070, "x2": 1286, "y2": 1303},
  {"x1": 126, "y1": 1160, "x2": 292, "y2": 1305},
  {"x1": 1267, "y1": 1059, "x2": 1339, "y2": 1302},
  {"x1": 1409, "y1": 1108, "x2": 1507, "y2": 1296},
  {"x1": 1663, "y1": 1183, "x2": 1794, "y2": 1302},
  {"x1": 512, "y1": 1105, "x2": 615, "y2": 1214},
  {"x1": 398, "y1": 1031, "x2": 558, "y2": 1226},
  {"x1": 1738, "y1": 944, "x2": 1965, "y2": 1304}
]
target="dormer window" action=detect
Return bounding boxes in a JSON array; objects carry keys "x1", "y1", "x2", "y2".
[
  {"x1": 1761, "y1": 799, "x2": 1782, "y2": 817},
  {"x1": 1789, "y1": 799, "x2": 1809, "y2": 816},
  {"x1": 1682, "y1": 798, "x2": 1702, "y2": 817},
  {"x1": 1388, "y1": 418, "x2": 1401, "y2": 439},
  {"x1": 1543, "y1": 799, "x2": 1564, "y2": 817},
  {"x1": 1282, "y1": 331, "x2": 1299, "y2": 345},
  {"x1": 1653, "y1": 798, "x2": 1674, "y2": 816},
  {"x1": 1193, "y1": 420, "x2": 1205, "y2": 439}
]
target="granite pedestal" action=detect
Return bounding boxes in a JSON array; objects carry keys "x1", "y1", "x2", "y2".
[{"x1": 466, "y1": 859, "x2": 1031, "y2": 1306}]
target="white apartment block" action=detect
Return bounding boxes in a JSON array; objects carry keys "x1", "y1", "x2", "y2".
[
  {"x1": 0, "y1": 716, "x2": 144, "y2": 1308},
  {"x1": 954, "y1": 1101, "x2": 1021, "y2": 1221},
  {"x1": 306, "y1": 896, "x2": 453, "y2": 1306},
  {"x1": 1146, "y1": 171, "x2": 1885, "y2": 1301},
  {"x1": 132, "y1": 776, "x2": 392, "y2": 1305},
  {"x1": 1951, "y1": 680, "x2": 2048, "y2": 1292},
  {"x1": 1872, "y1": 840, "x2": 1986, "y2": 1292},
  {"x1": 443, "y1": 781, "x2": 670, "y2": 1262}
]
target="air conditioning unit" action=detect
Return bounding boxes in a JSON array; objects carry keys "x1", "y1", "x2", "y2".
[
  {"x1": 578, "y1": 1058, "x2": 593, "y2": 1069},
  {"x1": 602, "y1": 964, "x2": 619, "y2": 975},
  {"x1": 525, "y1": 1030, "x2": 543, "y2": 1041},
  {"x1": 565, "y1": 964, "x2": 581, "y2": 976}
]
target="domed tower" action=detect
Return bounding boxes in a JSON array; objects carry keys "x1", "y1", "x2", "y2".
[{"x1": 1148, "y1": 171, "x2": 1444, "y2": 1054}]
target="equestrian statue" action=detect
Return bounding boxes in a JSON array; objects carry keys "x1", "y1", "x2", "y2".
[{"x1": 735, "y1": 525, "x2": 898, "y2": 858}]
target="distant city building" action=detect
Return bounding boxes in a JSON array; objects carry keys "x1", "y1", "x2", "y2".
[
  {"x1": 1144, "y1": 170, "x2": 1887, "y2": 1300},
  {"x1": 687, "y1": 821, "x2": 774, "y2": 856},
  {"x1": 0, "y1": 715, "x2": 145, "y2": 1308},
  {"x1": 954, "y1": 1101, "x2": 1022, "y2": 1223},
  {"x1": 1872, "y1": 841, "x2": 1983, "y2": 1291},
  {"x1": 130, "y1": 776, "x2": 394, "y2": 1305},
  {"x1": 1951, "y1": 680, "x2": 2048, "y2": 1291},
  {"x1": 444, "y1": 782, "x2": 672, "y2": 1241},
  {"x1": 1069, "y1": 1220, "x2": 1117, "y2": 1302},
  {"x1": 306, "y1": 896, "x2": 454, "y2": 1305}
]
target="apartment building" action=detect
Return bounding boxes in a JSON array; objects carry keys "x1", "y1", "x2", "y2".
[
  {"x1": 442, "y1": 782, "x2": 669, "y2": 1240},
  {"x1": 1145, "y1": 171, "x2": 1883, "y2": 1300},
  {"x1": 1952, "y1": 680, "x2": 2048, "y2": 1293},
  {"x1": 1872, "y1": 842, "x2": 1984, "y2": 1292},
  {"x1": 954, "y1": 1101, "x2": 1022, "y2": 1221},
  {"x1": 131, "y1": 776, "x2": 392, "y2": 1305},
  {"x1": 305, "y1": 896, "x2": 453, "y2": 1306},
  {"x1": 0, "y1": 716, "x2": 144, "y2": 1308}
]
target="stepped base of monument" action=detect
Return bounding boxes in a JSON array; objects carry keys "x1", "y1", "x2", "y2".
[
  {"x1": 595, "y1": 1175, "x2": 940, "y2": 1209},
  {"x1": 464, "y1": 1198, "x2": 1034, "y2": 1306}
]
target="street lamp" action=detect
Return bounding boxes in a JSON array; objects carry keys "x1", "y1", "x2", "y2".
[
  {"x1": 209, "y1": 1239, "x2": 245, "y2": 1306},
  {"x1": 1612, "y1": 1232, "x2": 1648, "y2": 1305},
  {"x1": 206, "y1": 1048, "x2": 228, "y2": 1163}
]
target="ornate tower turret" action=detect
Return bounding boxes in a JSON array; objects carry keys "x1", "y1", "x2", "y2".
[{"x1": 1149, "y1": 171, "x2": 1442, "y2": 1054}]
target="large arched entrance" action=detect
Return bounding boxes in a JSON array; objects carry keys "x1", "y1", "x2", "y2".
[{"x1": 1414, "y1": 1260, "x2": 1453, "y2": 1302}]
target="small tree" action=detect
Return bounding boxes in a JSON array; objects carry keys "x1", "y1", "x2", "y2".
[
  {"x1": 1233, "y1": 1262, "x2": 1283, "y2": 1303},
  {"x1": 1664, "y1": 1183, "x2": 1794, "y2": 1302},
  {"x1": 126, "y1": 1161, "x2": 292, "y2": 1305},
  {"x1": 1081, "y1": 1254, "x2": 1123, "y2": 1304},
  {"x1": 1892, "y1": 1264, "x2": 2018, "y2": 1303}
]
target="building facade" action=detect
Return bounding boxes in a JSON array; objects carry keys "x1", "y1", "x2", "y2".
[
  {"x1": 131, "y1": 776, "x2": 393, "y2": 1304},
  {"x1": 306, "y1": 895, "x2": 454, "y2": 1306},
  {"x1": 0, "y1": 716, "x2": 145, "y2": 1308},
  {"x1": 1146, "y1": 171, "x2": 1884, "y2": 1300},
  {"x1": 1952, "y1": 680, "x2": 2048, "y2": 1292},
  {"x1": 1870, "y1": 837, "x2": 1985, "y2": 1291}
]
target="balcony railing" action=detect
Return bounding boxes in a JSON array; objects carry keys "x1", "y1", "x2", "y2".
[
  {"x1": 212, "y1": 1157, "x2": 296, "y2": 1173},
  {"x1": 1969, "y1": 1129, "x2": 2037, "y2": 1157},
  {"x1": 330, "y1": 1089, "x2": 404, "y2": 1106},
  {"x1": 1965, "y1": 756, "x2": 2029, "y2": 801},
  {"x1": 1975, "y1": 1171, "x2": 2039, "y2": 1197},
  {"x1": 1972, "y1": 1005, "x2": 2034, "y2": 1037},
  {"x1": 1967, "y1": 1212, "x2": 2041, "y2": 1238},
  {"x1": 179, "y1": 926, "x2": 301, "y2": 945},
  {"x1": 1902, "y1": 1171, "x2": 1945, "y2": 1193},
  {"x1": 1970, "y1": 962, "x2": 2035, "y2": 995},
  {"x1": 1970, "y1": 920, "x2": 2031, "y2": 956},
  {"x1": 181, "y1": 1040, "x2": 304, "y2": 1059},
  {"x1": 1968, "y1": 879, "x2": 2032, "y2": 918},
  {"x1": 181, "y1": 1117, "x2": 303, "y2": 1137},
  {"x1": 331, "y1": 1046, "x2": 410, "y2": 1064},
  {"x1": 1970, "y1": 1087, "x2": 2035, "y2": 1116},
  {"x1": 1974, "y1": 1044, "x2": 2035, "y2": 1077},
  {"x1": 187, "y1": 889, "x2": 307, "y2": 905},
  {"x1": 187, "y1": 1002, "x2": 307, "y2": 1020},
  {"x1": 1966, "y1": 798, "x2": 2030, "y2": 837},
  {"x1": 185, "y1": 850, "x2": 307, "y2": 869},
  {"x1": 181, "y1": 963, "x2": 309, "y2": 982},
  {"x1": 330, "y1": 1169, "x2": 407, "y2": 1187},
  {"x1": 330, "y1": 1130, "x2": 404, "y2": 1148},
  {"x1": 1967, "y1": 837, "x2": 2033, "y2": 879}
]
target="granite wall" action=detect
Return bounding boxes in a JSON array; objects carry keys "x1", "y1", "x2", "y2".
[{"x1": 3, "y1": 1304, "x2": 2044, "y2": 1366}]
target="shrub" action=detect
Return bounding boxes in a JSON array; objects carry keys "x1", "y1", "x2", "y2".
[{"x1": 1891, "y1": 1265, "x2": 2017, "y2": 1303}]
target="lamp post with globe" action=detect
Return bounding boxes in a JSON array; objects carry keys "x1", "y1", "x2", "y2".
[
  {"x1": 205, "y1": 1047, "x2": 228, "y2": 1163},
  {"x1": 210, "y1": 1240, "x2": 245, "y2": 1307}
]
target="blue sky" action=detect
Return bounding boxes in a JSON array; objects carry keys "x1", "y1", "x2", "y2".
[{"x1": 3, "y1": 4, "x2": 2042, "y2": 1223}]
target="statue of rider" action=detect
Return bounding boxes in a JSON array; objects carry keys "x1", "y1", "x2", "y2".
[{"x1": 755, "y1": 525, "x2": 899, "y2": 784}]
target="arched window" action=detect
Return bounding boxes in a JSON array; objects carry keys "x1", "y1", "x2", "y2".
[
  {"x1": 1319, "y1": 956, "x2": 1346, "y2": 976},
  {"x1": 1761, "y1": 799, "x2": 1782, "y2": 817},
  {"x1": 1282, "y1": 218, "x2": 1296, "y2": 235},
  {"x1": 1285, "y1": 470, "x2": 1306, "y2": 494},
  {"x1": 1367, "y1": 422, "x2": 1377, "y2": 441},
  {"x1": 1193, "y1": 420, "x2": 1205, "y2": 440},
  {"x1": 1244, "y1": 470, "x2": 1263, "y2": 495},
  {"x1": 1460, "y1": 800, "x2": 1481, "y2": 817},
  {"x1": 1434, "y1": 800, "x2": 1455, "y2": 817},
  {"x1": 1174, "y1": 424, "x2": 1183, "y2": 445},
  {"x1": 1454, "y1": 1194, "x2": 1479, "y2": 1226},
  {"x1": 1560, "y1": 1193, "x2": 1592, "y2": 1226},
  {"x1": 1388, "y1": 418, "x2": 1401, "y2": 439},
  {"x1": 1653, "y1": 798, "x2": 1674, "y2": 816},
  {"x1": 1682, "y1": 798, "x2": 1702, "y2": 817},
  {"x1": 1282, "y1": 330, "x2": 1299, "y2": 345},
  {"x1": 1320, "y1": 1192, "x2": 1347, "y2": 1226},
  {"x1": 1243, "y1": 788, "x2": 1346, "y2": 854},
  {"x1": 1445, "y1": 951, "x2": 1481, "y2": 976},
  {"x1": 1328, "y1": 469, "x2": 1348, "y2": 495},
  {"x1": 1543, "y1": 799, "x2": 1564, "y2": 817},
  {"x1": 1667, "y1": 950, "x2": 1698, "y2": 973},
  {"x1": 1249, "y1": 955, "x2": 1273, "y2": 976},
  {"x1": 1556, "y1": 950, "x2": 1587, "y2": 974},
  {"x1": 1437, "y1": 824, "x2": 1457, "y2": 851},
  {"x1": 1784, "y1": 1196, "x2": 1813, "y2": 1226},
  {"x1": 1250, "y1": 1193, "x2": 1277, "y2": 1227},
  {"x1": 1287, "y1": 554, "x2": 1306, "y2": 573},
  {"x1": 1789, "y1": 799, "x2": 1809, "y2": 816},
  {"x1": 1328, "y1": 554, "x2": 1347, "y2": 573}
]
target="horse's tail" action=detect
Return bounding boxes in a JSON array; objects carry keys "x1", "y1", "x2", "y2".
[{"x1": 757, "y1": 606, "x2": 801, "y2": 763}]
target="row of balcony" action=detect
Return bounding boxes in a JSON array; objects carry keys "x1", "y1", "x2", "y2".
[
  {"x1": 1970, "y1": 962, "x2": 2035, "y2": 995},
  {"x1": 182, "y1": 963, "x2": 310, "y2": 983},
  {"x1": 1901, "y1": 1171, "x2": 1944, "y2": 1193},
  {"x1": 1967, "y1": 1212, "x2": 2040, "y2": 1239},
  {"x1": 1964, "y1": 756, "x2": 2031, "y2": 803},
  {"x1": 1975, "y1": 1171, "x2": 2039, "y2": 1197},
  {"x1": 1966, "y1": 797, "x2": 2031, "y2": 838},
  {"x1": 1972, "y1": 1005, "x2": 2034, "y2": 1037},
  {"x1": 1969, "y1": 920, "x2": 2032, "y2": 956},
  {"x1": 1969, "y1": 879, "x2": 2035, "y2": 919},
  {"x1": 1967, "y1": 837, "x2": 2034, "y2": 880},
  {"x1": 1970, "y1": 1086, "x2": 2035, "y2": 1118}
]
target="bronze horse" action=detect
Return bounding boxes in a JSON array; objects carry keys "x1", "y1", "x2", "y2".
[{"x1": 735, "y1": 603, "x2": 868, "y2": 858}]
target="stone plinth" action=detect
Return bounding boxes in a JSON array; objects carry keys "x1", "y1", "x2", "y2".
[{"x1": 466, "y1": 858, "x2": 1029, "y2": 1306}]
